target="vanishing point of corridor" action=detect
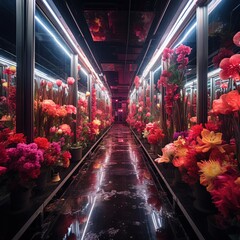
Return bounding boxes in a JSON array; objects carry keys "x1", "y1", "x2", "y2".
[{"x1": 45, "y1": 125, "x2": 188, "y2": 240}]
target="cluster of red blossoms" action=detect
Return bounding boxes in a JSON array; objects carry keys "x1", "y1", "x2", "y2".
[{"x1": 157, "y1": 44, "x2": 192, "y2": 117}]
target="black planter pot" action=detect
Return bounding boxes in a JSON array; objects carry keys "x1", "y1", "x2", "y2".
[{"x1": 70, "y1": 147, "x2": 82, "y2": 162}]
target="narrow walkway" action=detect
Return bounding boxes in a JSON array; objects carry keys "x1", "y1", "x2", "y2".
[{"x1": 45, "y1": 124, "x2": 188, "y2": 240}]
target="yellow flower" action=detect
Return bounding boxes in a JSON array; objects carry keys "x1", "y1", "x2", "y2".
[
  {"x1": 173, "y1": 136, "x2": 186, "y2": 147},
  {"x1": 196, "y1": 129, "x2": 222, "y2": 153},
  {"x1": 9, "y1": 66, "x2": 16, "y2": 74},
  {"x1": 2, "y1": 82, "x2": 8, "y2": 88},
  {"x1": 85, "y1": 91, "x2": 90, "y2": 97},
  {"x1": 93, "y1": 119, "x2": 101, "y2": 126},
  {"x1": 197, "y1": 160, "x2": 226, "y2": 191}
]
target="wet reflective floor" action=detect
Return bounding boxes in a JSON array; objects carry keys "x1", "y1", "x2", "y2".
[{"x1": 45, "y1": 124, "x2": 189, "y2": 240}]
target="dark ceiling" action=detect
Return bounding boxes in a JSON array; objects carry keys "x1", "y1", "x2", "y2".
[{"x1": 52, "y1": 0, "x2": 175, "y2": 100}]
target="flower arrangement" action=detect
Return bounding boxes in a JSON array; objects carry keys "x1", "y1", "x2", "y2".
[
  {"x1": 143, "y1": 122, "x2": 165, "y2": 145},
  {"x1": 155, "y1": 32, "x2": 240, "y2": 228},
  {"x1": 157, "y1": 44, "x2": 192, "y2": 141},
  {"x1": 0, "y1": 142, "x2": 44, "y2": 189}
]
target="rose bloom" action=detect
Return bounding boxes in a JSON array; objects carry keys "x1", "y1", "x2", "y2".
[
  {"x1": 59, "y1": 124, "x2": 72, "y2": 135},
  {"x1": 67, "y1": 77, "x2": 75, "y2": 85},
  {"x1": 146, "y1": 112, "x2": 151, "y2": 117},
  {"x1": 86, "y1": 91, "x2": 90, "y2": 97},
  {"x1": 56, "y1": 79, "x2": 62, "y2": 87}
]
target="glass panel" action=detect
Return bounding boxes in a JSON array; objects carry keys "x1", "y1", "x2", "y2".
[
  {"x1": 209, "y1": 0, "x2": 240, "y2": 70},
  {"x1": 0, "y1": 1, "x2": 16, "y2": 129},
  {"x1": 0, "y1": 1, "x2": 16, "y2": 62},
  {"x1": 35, "y1": 7, "x2": 71, "y2": 79}
]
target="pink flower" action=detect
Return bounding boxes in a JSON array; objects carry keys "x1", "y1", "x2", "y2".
[
  {"x1": 220, "y1": 82, "x2": 228, "y2": 89},
  {"x1": 66, "y1": 105, "x2": 77, "y2": 114},
  {"x1": 146, "y1": 112, "x2": 151, "y2": 117},
  {"x1": 47, "y1": 81, "x2": 53, "y2": 89},
  {"x1": 175, "y1": 44, "x2": 192, "y2": 55},
  {"x1": 67, "y1": 77, "x2": 75, "y2": 85},
  {"x1": 134, "y1": 76, "x2": 140, "y2": 89},
  {"x1": 59, "y1": 124, "x2": 71, "y2": 135},
  {"x1": 56, "y1": 79, "x2": 62, "y2": 87},
  {"x1": 162, "y1": 48, "x2": 174, "y2": 61},
  {"x1": 233, "y1": 31, "x2": 240, "y2": 47}
]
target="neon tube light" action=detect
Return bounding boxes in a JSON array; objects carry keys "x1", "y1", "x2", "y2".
[
  {"x1": 35, "y1": 16, "x2": 71, "y2": 58},
  {"x1": 81, "y1": 67, "x2": 88, "y2": 77}
]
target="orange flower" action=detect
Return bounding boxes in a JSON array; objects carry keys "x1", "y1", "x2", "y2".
[{"x1": 195, "y1": 129, "x2": 222, "y2": 153}]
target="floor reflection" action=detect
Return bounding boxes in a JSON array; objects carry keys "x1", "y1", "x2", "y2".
[{"x1": 45, "y1": 124, "x2": 188, "y2": 240}]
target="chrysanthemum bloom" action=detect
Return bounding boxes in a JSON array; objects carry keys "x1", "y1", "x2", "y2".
[
  {"x1": 195, "y1": 129, "x2": 222, "y2": 153},
  {"x1": 56, "y1": 79, "x2": 62, "y2": 87},
  {"x1": 67, "y1": 77, "x2": 75, "y2": 85},
  {"x1": 198, "y1": 160, "x2": 227, "y2": 191}
]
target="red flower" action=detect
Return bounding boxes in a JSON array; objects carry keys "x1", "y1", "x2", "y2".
[
  {"x1": 34, "y1": 137, "x2": 50, "y2": 150},
  {"x1": 7, "y1": 133, "x2": 26, "y2": 147},
  {"x1": 188, "y1": 124, "x2": 203, "y2": 142}
]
